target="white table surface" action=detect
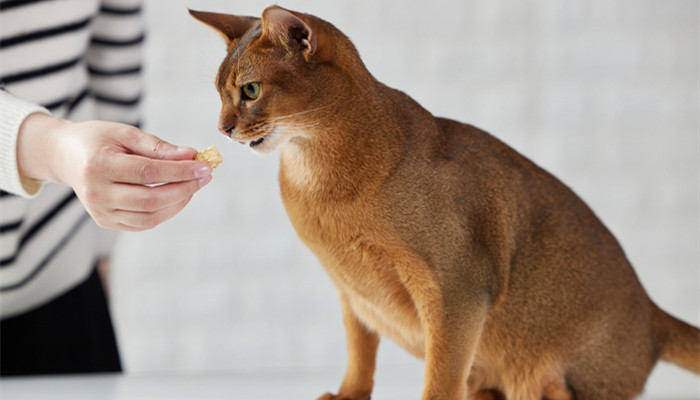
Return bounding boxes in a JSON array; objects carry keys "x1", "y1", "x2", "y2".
[
  {"x1": 0, "y1": 367, "x2": 421, "y2": 400},
  {"x1": 0, "y1": 367, "x2": 697, "y2": 400}
]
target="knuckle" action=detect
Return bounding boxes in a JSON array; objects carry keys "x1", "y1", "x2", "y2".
[
  {"x1": 140, "y1": 212, "x2": 162, "y2": 229},
  {"x1": 151, "y1": 139, "x2": 168, "y2": 155},
  {"x1": 81, "y1": 152, "x2": 103, "y2": 179},
  {"x1": 119, "y1": 124, "x2": 141, "y2": 142},
  {"x1": 139, "y1": 194, "x2": 161, "y2": 212},
  {"x1": 136, "y1": 162, "x2": 158, "y2": 182},
  {"x1": 81, "y1": 187, "x2": 101, "y2": 204}
]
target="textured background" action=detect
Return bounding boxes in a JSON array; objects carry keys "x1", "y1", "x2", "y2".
[{"x1": 110, "y1": 0, "x2": 699, "y2": 397}]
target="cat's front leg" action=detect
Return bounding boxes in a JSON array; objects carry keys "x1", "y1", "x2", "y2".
[
  {"x1": 317, "y1": 294, "x2": 379, "y2": 400},
  {"x1": 420, "y1": 299, "x2": 489, "y2": 400}
]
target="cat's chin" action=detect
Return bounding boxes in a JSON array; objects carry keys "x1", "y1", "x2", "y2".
[
  {"x1": 233, "y1": 129, "x2": 288, "y2": 154},
  {"x1": 249, "y1": 136, "x2": 267, "y2": 149}
]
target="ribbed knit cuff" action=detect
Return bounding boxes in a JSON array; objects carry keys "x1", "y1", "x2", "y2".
[{"x1": 0, "y1": 90, "x2": 50, "y2": 198}]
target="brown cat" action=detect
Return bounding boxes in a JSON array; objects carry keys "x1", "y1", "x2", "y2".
[{"x1": 190, "y1": 6, "x2": 700, "y2": 400}]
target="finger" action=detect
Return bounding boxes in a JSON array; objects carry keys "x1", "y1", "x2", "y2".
[
  {"x1": 113, "y1": 198, "x2": 192, "y2": 230},
  {"x1": 119, "y1": 126, "x2": 198, "y2": 161},
  {"x1": 108, "y1": 177, "x2": 210, "y2": 212},
  {"x1": 114, "y1": 223, "x2": 146, "y2": 232},
  {"x1": 86, "y1": 208, "x2": 152, "y2": 232},
  {"x1": 80, "y1": 196, "x2": 183, "y2": 232},
  {"x1": 109, "y1": 153, "x2": 212, "y2": 185}
]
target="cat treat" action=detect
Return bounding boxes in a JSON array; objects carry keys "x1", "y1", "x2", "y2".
[{"x1": 194, "y1": 145, "x2": 223, "y2": 168}]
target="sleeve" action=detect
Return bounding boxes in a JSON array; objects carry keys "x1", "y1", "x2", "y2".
[
  {"x1": 0, "y1": 89, "x2": 50, "y2": 198},
  {"x1": 87, "y1": 0, "x2": 145, "y2": 127}
]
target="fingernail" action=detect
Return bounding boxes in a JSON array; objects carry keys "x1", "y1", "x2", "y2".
[
  {"x1": 194, "y1": 164, "x2": 212, "y2": 178},
  {"x1": 198, "y1": 175, "x2": 212, "y2": 188}
]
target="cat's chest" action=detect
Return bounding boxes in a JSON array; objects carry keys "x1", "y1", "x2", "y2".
[
  {"x1": 278, "y1": 151, "x2": 426, "y2": 356},
  {"x1": 303, "y1": 223, "x2": 426, "y2": 357}
]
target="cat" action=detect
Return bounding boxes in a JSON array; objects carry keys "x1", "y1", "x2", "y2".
[{"x1": 190, "y1": 6, "x2": 700, "y2": 400}]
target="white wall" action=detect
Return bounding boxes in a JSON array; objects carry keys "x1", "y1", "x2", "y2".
[{"x1": 111, "y1": 0, "x2": 699, "y2": 397}]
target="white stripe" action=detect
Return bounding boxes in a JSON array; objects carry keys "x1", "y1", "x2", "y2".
[
  {"x1": 92, "y1": 13, "x2": 143, "y2": 41},
  {"x1": 0, "y1": 0, "x2": 98, "y2": 39},
  {"x1": 101, "y1": 0, "x2": 141, "y2": 9},
  {"x1": 0, "y1": 32, "x2": 89, "y2": 77},
  {"x1": 86, "y1": 44, "x2": 142, "y2": 70},
  {"x1": 94, "y1": 102, "x2": 140, "y2": 123},
  {"x1": 0, "y1": 230, "x2": 21, "y2": 260},
  {"x1": 0, "y1": 195, "x2": 29, "y2": 226},
  {"x1": 3, "y1": 61, "x2": 89, "y2": 107},
  {"x1": 66, "y1": 94, "x2": 97, "y2": 121},
  {"x1": 90, "y1": 73, "x2": 141, "y2": 98}
]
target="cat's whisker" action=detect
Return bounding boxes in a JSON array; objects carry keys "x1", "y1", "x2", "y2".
[
  {"x1": 280, "y1": 121, "x2": 321, "y2": 129},
  {"x1": 266, "y1": 102, "x2": 337, "y2": 123},
  {"x1": 239, "y1": 119, "x2": 321, "y2": 139}
]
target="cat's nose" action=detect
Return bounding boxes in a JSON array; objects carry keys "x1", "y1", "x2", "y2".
[
  {"x1": 218, "y1": 125, "x2": 234, "y2": 136},
  {"x1": 218, "y1": 110, "x2": 237, "y2": 136}
]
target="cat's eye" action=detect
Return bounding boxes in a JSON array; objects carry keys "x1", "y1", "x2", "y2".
[{"x1": 241, "y1": 82, "x2": 261, "y2": 101}]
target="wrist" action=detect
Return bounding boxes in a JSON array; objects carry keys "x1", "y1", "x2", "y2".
[{"x1": 17, "y1": 112, "x2": 71, "y2": 185}]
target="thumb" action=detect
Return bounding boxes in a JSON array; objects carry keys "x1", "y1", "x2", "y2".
[{"x1": 123, "y1": 128, "x2": 197, "y2": 161}]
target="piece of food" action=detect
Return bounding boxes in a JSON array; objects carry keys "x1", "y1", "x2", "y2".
[{"x1": 194, "y1": 146, "x2": 223, "y2": 168}]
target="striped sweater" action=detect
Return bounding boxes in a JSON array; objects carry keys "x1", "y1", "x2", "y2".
[{"x1": 0, "y1": 0, "x2": 143, "y2": 318}]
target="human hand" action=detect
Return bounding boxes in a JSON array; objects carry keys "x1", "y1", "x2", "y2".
[{"x1": 17, "y1": 113, "x2": 213, "y2": 231}]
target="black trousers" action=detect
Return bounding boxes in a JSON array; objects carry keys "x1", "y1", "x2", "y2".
[{"x1": 0, "y1": 267, "x2": 122, "y2": 376}]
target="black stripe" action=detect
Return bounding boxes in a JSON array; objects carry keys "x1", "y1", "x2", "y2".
[
  {"x1": 88, "y1": 65, "x2": 141, "y2": 77},
  {"x1": 0, "y1": 191, "x2": 22, "y2": 232},
  {"x1": 0, "y1": 213, "x2": 90, "y2": 292},
  {"x1": 43, "y1": 96, "x2": 69, "y2": 111},
  {"x1": 0, "y1": 191, "x2": 78, "y2": 267},
  {"x1": 0, "y1": 56, "x2": 82, "y2": 85},
  {"x1": 0, "y1": 190, "x2": 20, "y2": 233},
  {"x1": 41, "y1": 87, "x2": 89, "y2": 113},
  {"x1": 100, "y1": 4, "x2": 141, "y2": 15},
  {"x1": 66, "y1": 87, "x2": 89, "y2": 115},
  {"x1": 93, "y1": 92, "x2": 141, "y2": 106},
  {"x1": 0, "y1": 17, "x2": 92, "y2": 49},
  {"x1": 90, "y1": 32, "x2": 145, "y2": 47},
  {"x1": 0, "y1": 219, "x2": 23, "y2": 233},
  {"x1": 0, "y1": 0, "x2": 52, "y2": 11}
]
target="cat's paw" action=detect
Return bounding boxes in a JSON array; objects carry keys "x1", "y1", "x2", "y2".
[{"x1": 316, "y1": 393, "x2": 370, "y2": 400}]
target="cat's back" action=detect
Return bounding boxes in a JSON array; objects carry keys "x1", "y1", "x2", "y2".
[
  {"x1": 429, "y1": 116, "x2": 590, "y2": 213},
  {"x1": 385, "y1": 112, "x2": 629, "y2": 267},
  {"x1": 431, "y1": 117, "x2": 537, "y2": 179}
]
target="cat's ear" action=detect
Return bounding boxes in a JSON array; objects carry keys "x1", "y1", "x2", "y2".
[
  {"x1": 261, "y1": 6, "x2": 330, "y2": 62},
  {"x1": 189, "y1": 9, "x2": 259, "y2": 45}
]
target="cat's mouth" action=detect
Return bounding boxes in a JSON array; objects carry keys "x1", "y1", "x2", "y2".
[
  {"x1": 239, "y1": 136, "x2": 266, "y2": 148},
  {"x1": 233, "y1": 122, "x2": 275, "y2": 149},
  {"x1": 232, "y1": 125, "x2": 290, "y2": 154},
  {"x1": 250, "y1": 136, "x2": 266, "y2": 147},
  {"x1": 235, "y1": 129, "x2": 279, "y2": 152}
]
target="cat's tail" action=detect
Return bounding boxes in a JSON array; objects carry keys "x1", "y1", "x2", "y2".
[{"x1": 653, "y1": 305, "x2": 700, "y2": 374}]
